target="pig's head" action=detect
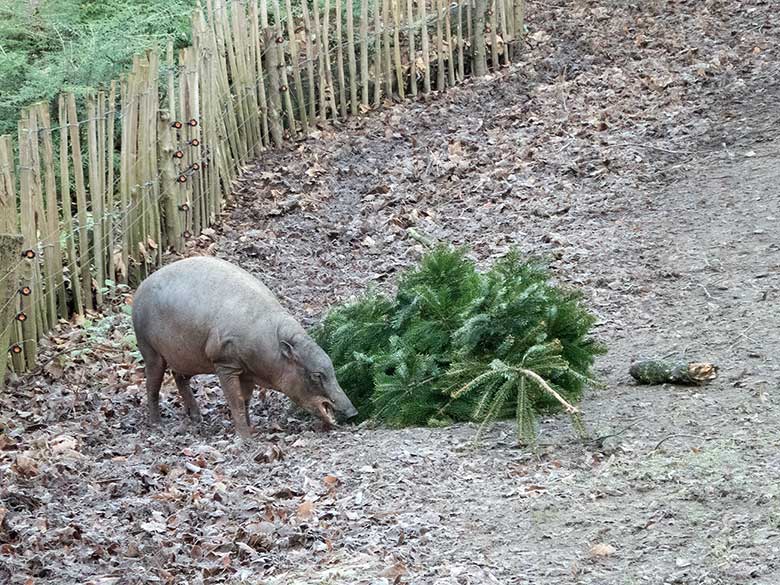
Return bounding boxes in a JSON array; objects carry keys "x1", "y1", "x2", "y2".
[{"x1": 278, "y1": 335, "x2": 358, "y2": 427}]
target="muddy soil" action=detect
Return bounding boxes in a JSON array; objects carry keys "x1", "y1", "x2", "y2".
[{"x1": 2, "y1": 0, "x2": 779, "y2": 584}]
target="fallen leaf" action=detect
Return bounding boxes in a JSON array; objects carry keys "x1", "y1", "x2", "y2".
[
  {"x1": 254, "y1": 444, "x2": 285, "y2": 463},
  {"x1": 50, "y1": 435, "x2": 78, "y2": 455},
  {"x1": 380, "y1": 561, "x2": 407, "y2": 578},
  {"x1": 323, "y1": 474, "x2": 340, "y2": 488},
  {"x1": 13, "y1": 454, "x2": 38, "y2": 477},
  {"x1": 112, "y1": 250, "x2": 127, "y2": 281},
  {"x1": 140, "y1": 521, "x2": 167, "y2": 534},
  {"x1": 184, "y1": 461, "x2": 202, "y2": 473},
  {"x1": 297, "y1": 500, "x2": 314, "y2": 520},
  {"x1": 305, "y1": 162, "x2": 326, "y2": 177},
  {"x1": 590, "y1": 543, "x2": 616, "y2": 558}
]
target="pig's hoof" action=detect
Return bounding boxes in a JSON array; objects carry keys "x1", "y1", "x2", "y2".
[
  {"x1": 148, "y1": 413, "x2": 162, "y2": 426},
  {"x1": 187, "y1": 408, "x2": 203, "y2": 424},
  {"x1": 237, "y1": 425, "x2": 257, "y2": 441}
]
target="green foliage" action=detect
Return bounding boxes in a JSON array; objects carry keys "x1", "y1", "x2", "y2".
[
  {"x1": 0, "y1": 0, "x2": 195, "y2": 135},
  {"x1": 313, "y1": 246, "x2": 606, "y2": 444}
]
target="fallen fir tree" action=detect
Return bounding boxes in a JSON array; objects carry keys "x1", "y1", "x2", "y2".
[{"x1": 313, "y1": 246, "x2": 606, "y2": 444}]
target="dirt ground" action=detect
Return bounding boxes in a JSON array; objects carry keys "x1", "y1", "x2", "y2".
[{"x1": 2, "y1": 0, "x2": 779, "y2": 583}]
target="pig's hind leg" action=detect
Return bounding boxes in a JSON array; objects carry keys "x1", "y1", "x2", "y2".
[
  {"x1": 174, "y1": 373, "x2": 202, "y2": 423},
  {"x1": 139, "y1": 346, "x2": 166, "y2": 425}
]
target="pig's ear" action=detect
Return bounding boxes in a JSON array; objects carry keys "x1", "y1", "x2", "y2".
[{"x1": 280, "y1": 340, "x2": 298, "y2": 362}]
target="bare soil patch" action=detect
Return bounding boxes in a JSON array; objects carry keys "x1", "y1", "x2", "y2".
[{"x1": 2, "y1": 1, "x2": 779, "y2": 583}]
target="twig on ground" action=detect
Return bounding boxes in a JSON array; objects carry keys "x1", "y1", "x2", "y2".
[
  {"x1": 650, "y1": 433, "x2": 716, "y2": 453},
  {"x1": 611, "y1": 142, "x2": 693, "y2": 155},
  {"x1": 586, "y1": 417, "x2": 648, "y2": 446}
]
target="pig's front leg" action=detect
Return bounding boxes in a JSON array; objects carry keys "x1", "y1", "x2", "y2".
[
  {"x1": 240, "y1": 377, "x2": 256, "y2": 429},
  {"x1": 216, "y1": 367, "x2": 253, "y2": 438}
]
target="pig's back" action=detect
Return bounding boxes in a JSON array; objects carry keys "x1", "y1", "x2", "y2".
[{"x1": 132, "y1": 257, "x2": 282, "y2": 374}]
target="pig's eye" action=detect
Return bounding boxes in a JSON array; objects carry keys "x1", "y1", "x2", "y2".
[{"x1": 310, "y1": 372, "x2": 323, "y2": 384}]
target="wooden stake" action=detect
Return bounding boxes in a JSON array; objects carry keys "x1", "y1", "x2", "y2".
[
  {"x1": 66, "y1": 95, "x2": 93, "y2": 310},
  {"x1": 0, "y1": 136, "x2": 18, "y2": 233},
  {"x1": 311, "y1": 0, "x2": 328, "y2": 121},
  {"x1": 17, "y1": 113, "x2": 39, "y2": 367},
  {"x1": 0, "y1": 233, "x2": 22, "y2": 385},
  {"x1": 346, "y1": 0, "x2": 359, "y2": 115},
  {"x1": 489, "y1": 0, "x2": 498, "y2": 70},
  {"x1": 300, "y1": 0, "x2": 318, "y2": 122},
  {"x1": 36, "y1": 103, "x2": 66, "y2": 320},
  {"x1": 0, "y1": 134, "x2": 23, "y2": 382},
  {"x1": 392, "y1": 0, "x2": 404, "y2": 99},
  {"x1": 498, "y1": 0, "x2": 510, "y2": 65},
  {"x1": 58, "y1": 97, "x2": 83, "y2": 313},
  {"x1": 25, "y1": 108, "x2": 49, "y2": 334},
  {"x1": 335, "y1": 0, "x2": 348, "y2": 118},
  {"x1": 457, "y1": 0, "x2": 465, "y2": 80},
  {"x1": 264, "y1": 27, "x2": 285, "y2": 146},
  {"x1": 87, "y1": 95, "x2": 105, "y2": 305},
  {"x1": 106, "y1": 82, "x2": 117, "y2": 283},
  {"x1": 250, "y1": 0, "x2": 271, "y2": 147},
  {"x1": 372, "y1": 0, "x2": 383, "y2": 106},
  {"x1": 167, "y1": 40, "x2": 177, "y2": 120},
  {"x1": 285, "y1": 0, "x2": 310, "y2": 132},
  {"x1": 435, "y1": 0, "x2": 445, "y2": 90},
  {"x1": 322, "y1": 0, "x2": 340, "y2": 119},
  {"x1": 474, "y1": 0, "x2": 488, "y2": 76},
  {"x1": 444, "y1": 0, "x2": 456, "y2": 84},
  {"x1": 118, "y1": 76, "x2": 132, "y2": 285},
  {"x1": 513, "y1": 0, "x2": 524, "y2": 60},
  {"x1": 271, "y1": 0, "x2": 299, "y2": 137},
  {"x1": 419, "y1": 0, "x2": 431, "y2": 94},
  {"x1": 158, "y1": 112, "x2": 182, "y2": 251},
  {"x1": 406, "y1": 0, "x2": 417, "y2": 97},
  {"x1": 0, "y1": 135, "x2": 25, "y2": 373},
  {"x1": 359, "y1": 0, "x2": 369, "y2": 107},
  {"x1": 382, "y1": 0, "x2": 393, "y2": 98}
]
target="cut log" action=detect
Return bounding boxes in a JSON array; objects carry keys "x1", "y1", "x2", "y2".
[{"x1": 629, "y1": 359, "x2": 718, "y2": 385}]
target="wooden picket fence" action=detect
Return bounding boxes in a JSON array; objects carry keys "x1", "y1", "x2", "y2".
[{"x1": 0, "y1": 0, "x2": 526, "y2": 385}]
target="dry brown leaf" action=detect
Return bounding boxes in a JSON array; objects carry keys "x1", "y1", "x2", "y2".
[
  {"x1": 50, "y1": 435, "x2": 78, "y2": 455},
  {"x1": 296, "y1": 500, "x2": 314, "y2": 520},
  {"x1": 44, "y1": 359, "x2": 65, "y2": 379},
  {"x1": 112, "y1": 250, "x2": 127, "y2": 281},
  {"x1": 13, "y1": 454, "x2": 39, "y2": 477},
  {"x1": 323, "y1": 474, "x2": 340, "y2": 488},
  {"x1": 305, "y1": 162, "x2": 326, "y2": 177},
  {"x1": 448, "y1": 140, "x2": 464, "y2": 158},
  {"x1": 0, "y1": 435, "x2": 16, "y2": 451},
  {"x1": 254, "y1": 444, "x2": 285, "y2": 463},
  {"x1": 590, "y1": 543, "x2": 616, "y2": 558},
  {"x1": 379, "y1": 561, "x2": 407, "y2": 578}
]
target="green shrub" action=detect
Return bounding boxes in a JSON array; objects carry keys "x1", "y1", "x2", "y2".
[
  {"x1": 312, "y1": 246, "x2": 606, "y2": 444},
  {"x1": 0, "y1": 0, "x2": 196, "y2": 135}
]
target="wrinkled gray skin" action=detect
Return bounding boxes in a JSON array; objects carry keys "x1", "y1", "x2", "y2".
[{"x1": 132, "y1": 257, "x2": 357, "y2": 437}]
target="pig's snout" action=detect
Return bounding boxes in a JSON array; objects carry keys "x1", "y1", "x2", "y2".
[
  {"x1": 327, "y1": 383, "x2": 358, "y2": 421},
  {"x1": 335, "y1": 400, "x2": 358, "y2": 421}
]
